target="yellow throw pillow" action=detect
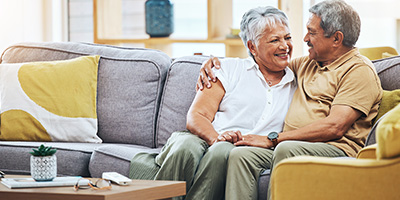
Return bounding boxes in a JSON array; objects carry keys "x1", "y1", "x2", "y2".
[
  {"x1": 0, "y1": 55, "x2": 102, "y2": 143},
  {"x1": 372, "y1": 89, "x2": 400, "y2": 125},
  {"x1": 376, "y1": 103, "x2": 400, "y2": 159}
]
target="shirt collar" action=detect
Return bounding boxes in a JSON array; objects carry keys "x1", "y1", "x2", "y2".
[
  {"x1": 245, "y1": 57, "x2": 296, "y2": 86},
  {"x1": 314, "y1": 48, "x2": 360, "y2": 71},
  {"x1": 246, "y1": 57, "x2": 258, "y2": 70},
  {"x1": 279, "y1": 67, "x2": 295, "y2": 86}
]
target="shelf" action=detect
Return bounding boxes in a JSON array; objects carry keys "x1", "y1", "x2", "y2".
[
  {"x1": 95, "y1": 37, "x2": 243, "y2": 45},
  {"x1": 93, "y1": 0, "x2": 248, "y2": 58}
]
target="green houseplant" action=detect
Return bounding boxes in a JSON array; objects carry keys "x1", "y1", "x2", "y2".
[
  {"x1": 30, "y1": 144, "x2": 57, "y2": 181},
  {"x1": 30, "y1": 144, "x2": 57, "y2": 156}
]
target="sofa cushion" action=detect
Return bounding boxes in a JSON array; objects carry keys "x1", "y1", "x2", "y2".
[
  {"x1": 376, "y1": 104, "x2": 400, "y2": 159},
  {"x1": 0, "y1": 141, "x2": 103, "y2": 176},
  {"x1": 155, "y1": 56, "x2": 210, "y2": 147},
  {"x1": 258, "y1": 170, "x2": 271, "y2": 200},
  {"x1": 0, "y1": 56, "x2": 101, "y2": 143},
  {"x1": 89, "y1": 144, "x2": 161, "y2": 177},
  {"x1": 373, "y1": 55, "x2": 400, "y2": 90},
  {"x1": 0, "y1": 42, "x2": 171, "y2": 147},
  {"x1": 366, "y1": 111, "x2": 391, "y2": 146}
]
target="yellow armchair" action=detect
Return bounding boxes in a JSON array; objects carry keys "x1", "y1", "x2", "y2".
[
  {"x1": 359, "y1": 46, "x2": 399, "y2": 60},
  {"x1": 271, "y1": 104, "x2": 400, "y2": 200},
  {"x1": 356, "y1": 144, "x2": 377, "y2": 159},
  {"x1": 271, "y1": 156, "x2": 400, "y2": 200}
]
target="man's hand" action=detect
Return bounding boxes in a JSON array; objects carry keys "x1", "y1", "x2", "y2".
[
  {"x1": 214, "y1": 130, "x2": 243, "y2": 144},
  {"x1": 234, "y1": 134, "x2": 273, "y2": 149},
  {"x1": 196, "y1": 56, "x2": 222, "y2": 91}
]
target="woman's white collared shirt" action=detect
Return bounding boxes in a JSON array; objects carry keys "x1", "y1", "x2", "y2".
[{"x1": 211, "y1": 57, "x2": 297, "y2": 136}]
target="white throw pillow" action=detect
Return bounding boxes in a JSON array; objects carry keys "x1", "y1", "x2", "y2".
[{"x1": 0, "y1": 55, "x2": 102, "y2": 143}]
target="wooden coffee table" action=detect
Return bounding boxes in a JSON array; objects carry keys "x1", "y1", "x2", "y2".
[{"x1": 0, "y1": 175, "x2": 185, "y2": 200}]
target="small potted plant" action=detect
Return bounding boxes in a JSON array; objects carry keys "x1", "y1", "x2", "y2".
[{"x1": 30, "y1": 144, "x2": 57, "y2": 181}]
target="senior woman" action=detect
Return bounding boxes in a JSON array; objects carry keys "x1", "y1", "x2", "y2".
[{"x1": 130, "y1": 6, "x2": 296, "y2": 200}]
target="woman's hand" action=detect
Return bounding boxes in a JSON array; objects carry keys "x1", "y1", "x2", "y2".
[
  {"x1": 213, "y1": 130, "x2": 243, "y2": 144},
  {"x1": 196, "y1": 56, "x2": 222, "y2": 91},
  {"x1": 234, "y1": 134, "x2": 273, "y2": 149}
]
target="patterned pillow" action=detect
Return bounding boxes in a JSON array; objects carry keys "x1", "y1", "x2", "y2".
[{"x1": 0, "y1": 55, "x2": 102, "y2": 143}]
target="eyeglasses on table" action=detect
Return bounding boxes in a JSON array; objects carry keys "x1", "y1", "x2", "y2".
[{"x1": 73, "y1": 178, "x2": 112, "y2": 191}]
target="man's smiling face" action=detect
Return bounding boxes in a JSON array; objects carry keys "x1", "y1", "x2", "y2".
[{"x1": 303, "y1": 14, "x2": 335, "y2": 63}]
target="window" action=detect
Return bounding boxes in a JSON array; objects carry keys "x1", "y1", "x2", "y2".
[
  {"x1": 69, "y1": 0, "x2": 93, "y2": 42},
  {"x1": 172, "y1": 0, "x2": 278, "y2": 57},
  {"x1": 68, "y1": 0, "x2": 399, "y2": 57}
]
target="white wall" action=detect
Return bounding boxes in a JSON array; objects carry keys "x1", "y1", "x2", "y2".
[
  {"x1": 302, "y1": 0, "x2": 400, "y2": 55},
  {"x1": 0, "y1": 0, "x2": 43, "y2": 53},
  {"x1": 346, "y1": 0, "x2": 400, "y2": 50},
  {"x1": 0, "y1": 0, "x2": 67, "y2": 53}
]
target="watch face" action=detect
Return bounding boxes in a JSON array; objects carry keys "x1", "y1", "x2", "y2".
[{"x1": 268, "y1": 132, "x2": 278, "y2": 140}]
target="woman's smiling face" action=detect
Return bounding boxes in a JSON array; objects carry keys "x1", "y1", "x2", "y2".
[{"x1": 250, "y1": 23, "x2": 293, "y2": 72}]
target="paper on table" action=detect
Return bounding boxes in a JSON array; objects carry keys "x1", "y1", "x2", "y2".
[{"x1": 1, "y1": 176, "x2": 84, "y2": 189}]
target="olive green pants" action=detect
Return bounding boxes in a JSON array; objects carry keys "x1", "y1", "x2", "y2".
[
  {"x1": 130, "y1": 131, "x2": 235, "y2": 200},
  {"x1": 129, "y1": 132, "x2": 346, "y2": 200}
]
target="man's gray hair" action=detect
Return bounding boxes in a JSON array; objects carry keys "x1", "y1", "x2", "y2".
[
  {"x1": 309, "y1": 0, "x2": 361, "y2": 47},
  {"x1": 239, "y1": 6, "x2": 289, "y2": 57}
]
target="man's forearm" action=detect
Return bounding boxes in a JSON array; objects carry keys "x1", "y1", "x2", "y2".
[
  {"x1": 278, "y1": 105, "x2": 361, "y2": 144},
  {"x1": 279, "y1": 118, "x2": 345, "y2": 144}
]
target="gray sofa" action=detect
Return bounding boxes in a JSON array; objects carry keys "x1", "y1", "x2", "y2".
[{"x1": 0, "y1": 42, "x2": 399, "y2": 200}]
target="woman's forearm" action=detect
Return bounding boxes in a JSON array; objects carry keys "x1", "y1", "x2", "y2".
[{"x1": 186, "y1": 112, "x2": 219, "y2": 146}]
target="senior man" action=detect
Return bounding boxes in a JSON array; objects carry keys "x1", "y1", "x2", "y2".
[{"x1": 198, "y1": 0, "x2": 382, "y2": 199}]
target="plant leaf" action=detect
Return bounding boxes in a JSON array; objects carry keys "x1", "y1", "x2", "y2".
[
  {"x1": 38, "y1": 144, "x2": 45, "y2": 151},
  {"x1": 48, "y1": 149, "x2": 57, "y2": 156}
]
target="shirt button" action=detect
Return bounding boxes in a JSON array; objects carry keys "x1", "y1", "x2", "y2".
[{"x1": 268, "y1": 102, "x2": 271, "y2": 104}]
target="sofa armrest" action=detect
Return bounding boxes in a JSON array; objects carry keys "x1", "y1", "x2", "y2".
[
  {"x1": 356, "y1": 144, "x2": 377, "y2": 159},
  {"x1": 270, "y1": 156, "x2": 400, "y2": 200}
]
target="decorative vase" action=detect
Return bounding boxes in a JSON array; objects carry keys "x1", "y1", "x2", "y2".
[
  {"x1": 145, "y1": 0, "x2": 174, "y2": 37},
  {"x1": 30, "y1": 155, "x2": 57, "y2": 181}
]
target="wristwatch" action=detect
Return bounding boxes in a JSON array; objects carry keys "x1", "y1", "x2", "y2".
[{"x1": 267, "y1": 131, "x2": 279, "y2": 147}]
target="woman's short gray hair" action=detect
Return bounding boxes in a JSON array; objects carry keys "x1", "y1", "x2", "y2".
[
  {"x1": 239, "y1": 6, "x2": 289, "y2": 57},
  {"x1": 309, "y1": 0, "x2": 361, "y2": 47}
]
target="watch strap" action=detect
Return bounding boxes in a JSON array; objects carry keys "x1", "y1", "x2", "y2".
[{"x1": 271, "y1": 138, "x2": 278, "y2": 147}]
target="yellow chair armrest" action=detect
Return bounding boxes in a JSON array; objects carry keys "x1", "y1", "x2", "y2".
[
  {"x1": 271, "y1": 156, "x2": 400, "y2": 200},
  {"x1": 359, "y1": 46, "x2": 399, "y2": 60},
  {"x1": 356, "y1": 144, "x2": 377, "y2": 159}
]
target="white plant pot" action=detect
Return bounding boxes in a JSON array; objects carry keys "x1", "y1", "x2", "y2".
[{"x1": 30, "y1": 155, "x2": 57, "y2": 181}]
